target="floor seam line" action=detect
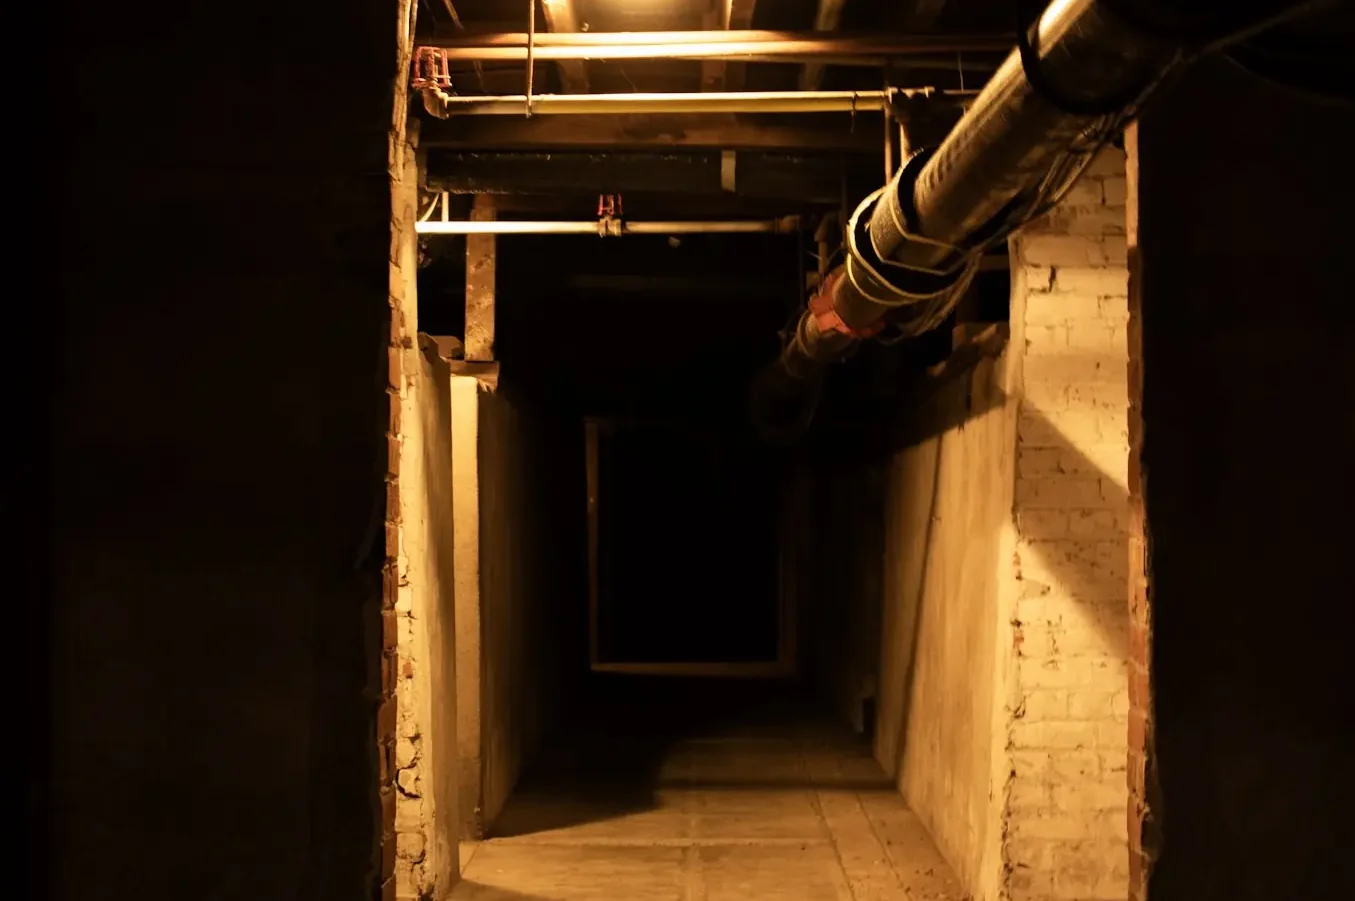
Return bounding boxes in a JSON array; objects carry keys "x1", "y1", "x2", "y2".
[
  {"x1": 799, "y1": 739, "x2": 862, "y2": 901},
  {"x1": 856, "y1": 787, "x2": 912, "y2": 895}
]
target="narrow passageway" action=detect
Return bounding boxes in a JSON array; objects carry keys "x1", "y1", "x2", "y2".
[{"x1": 452, "y1": 679, "x2": 961, "y2": 900}]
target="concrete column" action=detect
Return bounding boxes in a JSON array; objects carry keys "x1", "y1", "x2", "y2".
[
  {"x1": 450, "y1": 371, "x2": 486, "y2": 838},
  {"x1": 449, "y1": 367, "x2": 558, "y2": 840},
  {"x1": 448, "y1": 368, "x2": 585, "y2": 841}
]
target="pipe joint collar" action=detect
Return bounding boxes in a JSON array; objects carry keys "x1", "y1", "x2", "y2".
[{"x1": 835, "y1": 189, "x2": 978, "y2": 331}]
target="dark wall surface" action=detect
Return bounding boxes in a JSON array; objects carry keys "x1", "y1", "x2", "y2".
[
  {"x1": 1137, "y1": 60, "x2": 1355, "y2": 900},
  {"x1": 490, "y1": 232, "x2": 800, "y2": 420},
  {"x1": 49, "y1": 2, "x2": 401, "y2": 899}
]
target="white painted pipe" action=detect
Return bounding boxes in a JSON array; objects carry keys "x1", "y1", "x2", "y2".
[
  {"x1": 434, "y1": 90, "x2": 895, "y2": 116},
  {"x1": 420, "y1": 30, "x2": 1013, "y2": 60},
  {"x1": 416, "y1": 217, "x2": 800, "y2": 236}
]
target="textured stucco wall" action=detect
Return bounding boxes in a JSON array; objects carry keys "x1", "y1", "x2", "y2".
[
  {"x1": 392, "y1": 324, "x2": 460, "y2": 895},
  {"x1": 875, "y1": 147, "x2": 1130, "y2": 901},
  {"x1": 452, "y1": 372, "x2": 582, "y2": 838},
  {"x1": 874, "y1": 347, "x2": 1020, "y2": 900},
  {"x1": 450, "y1": 375, "x2": 486, "y2": 838}
]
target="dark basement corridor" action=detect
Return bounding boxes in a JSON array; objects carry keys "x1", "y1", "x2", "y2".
[
  {"x1": 452, "y1": 678, "x2": 961, "y2": 900},
  {"x1": 424, "y1": 216, "x2": 970, "y2": 901}
]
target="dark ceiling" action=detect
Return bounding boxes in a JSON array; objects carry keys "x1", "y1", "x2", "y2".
[
  {"x1": 418, "y1": 0, "x2": 1013, "y2": 95},
  {"x1": 413, "y1": 0, "x2": 1020, "y2": 220}
]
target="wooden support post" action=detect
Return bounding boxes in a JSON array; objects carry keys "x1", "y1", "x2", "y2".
[{"x1": 465, "y1": 195, "x2": 496, "y2": 362}]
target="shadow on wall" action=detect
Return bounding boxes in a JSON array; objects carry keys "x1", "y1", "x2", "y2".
[
  {"x1": 486, "y1": 704, "x2": 676, "y2": 839},
  {"x1": 1011, "y1": 407, "x2": 1129, "y2": 660},
  {"x1": 870, "y1": 331, "x2": 1131, "y2": 895},
  {"x1": 808, "y1": 326, "x2": 1015, "y2": 731},
  {"x1": 883, "y1": 407, "x2": 1131, "y2": 749},
  {"x1": 455, "y1": 364, "x2": 593, "y2": 839}
]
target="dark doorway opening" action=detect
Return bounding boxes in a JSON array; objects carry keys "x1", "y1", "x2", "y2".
[{"x1": 588, "y1": 418, "x2": 793, "y2": 674}]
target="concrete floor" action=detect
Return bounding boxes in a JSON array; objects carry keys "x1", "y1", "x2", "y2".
[{"x1": 451, "y1": 681, "x2": 962, "y2": 900}]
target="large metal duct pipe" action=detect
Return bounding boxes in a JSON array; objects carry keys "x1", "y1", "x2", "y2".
[{"x1": 753, "y1": 0, "x2": 1324, "y2": 437}]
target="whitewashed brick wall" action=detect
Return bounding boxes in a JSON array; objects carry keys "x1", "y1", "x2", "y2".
[{"x1": 1004, "y1": 147, "x2": 1131, "y2": 901}]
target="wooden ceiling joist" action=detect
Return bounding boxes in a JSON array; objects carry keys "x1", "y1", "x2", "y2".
[
  {"x1": 539, "y1": 0, "x2": 589, "y2": 93},
  {"x1": 419, "y1": 112, "x2": 884, "y2": 152}
]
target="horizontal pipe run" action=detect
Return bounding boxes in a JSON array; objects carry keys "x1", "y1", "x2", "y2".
[
  {"x1": 441, "y1": 53, "x2": 1003, "y2": 69},
  {"x1": 418, "y1": 30, "x2": 1013, "y2": 61},
  {"x1": 416, "y1": 217, "x2": 800, "y2": 236},
  {"x1": 434, "y1": 90, "x2": 901, "y2": 115},
  {"x1": 427, "y1": 29, "x2": 1009, "y2": 48}
]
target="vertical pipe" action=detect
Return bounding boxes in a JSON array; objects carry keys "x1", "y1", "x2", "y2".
[
  {"x1": 525, "y1": 0, "x2": 536, "y2": 117},
  {"x1": 883, "y1": 108, "x2": 895, "y2": 183},
  {"x1": 883, "y1": 68, "x2": 896, "y2": 183}
]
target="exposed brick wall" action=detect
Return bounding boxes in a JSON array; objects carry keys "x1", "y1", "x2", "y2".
[
  {"x1": 389, "y1": 129, "x2": 459, "y2": 900},
  {"x1": 1122, "y1": 125, "x2": 1155, "y2": 901},
  {"x1": 1005, "y1": 147, "x2": 1131, "y2": 901},
  {"x1": 383, "y1": 5, "x2": 420, "y2": 900},
  {"x1": 382, "y1": 249, "x2": 403, "y2": 901}
]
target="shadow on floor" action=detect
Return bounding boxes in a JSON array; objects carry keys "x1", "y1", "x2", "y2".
[
  {"x1": 487, "y1": 675, "x2": 871, "y2": 839},
  {"x1": 450, "y1": 883, "x2": 557, "y2": 901},
  {"x1": 458, "y1": 675, "x2": 963, "y2": 900}
]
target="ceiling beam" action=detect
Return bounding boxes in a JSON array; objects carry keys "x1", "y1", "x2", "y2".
[
  {"x1": 801, "y1": 0, "x2": 850, "y2": 90},
  {"x1": 898, "y1": 1, "x2": 950, "y2": 27},
  {"x1": 423, "y1": 151, "x2": 869, "y2": 204},
  {"x1": 539, "y1": 0, "x2": 589, "y2": 93},
  {"x1": 700, "y1": 3, "x2": 724, "y2": 91},
  {"x1": 480, "y1": 193, "x2": 842, "y2": 219},
  {"x1": 721, "y1": 0, "x2": 760, "y2": 90},
  {"x1": 418, "y1": 113, "x2": 884, "y2": 152},
  {"x1": 430, "y1": 0, "x2": 486, "y2": 92},
  {"x1": 419, "y1": 30, "x2": 1012, "y2": 61}
]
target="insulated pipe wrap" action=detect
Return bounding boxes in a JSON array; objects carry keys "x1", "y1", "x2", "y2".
[
  {"x1": 768, "y1": 0, "x2": 1182, "y2": 385},
  {"x1": 830, "y1": 151, "x2": 981, "y2": 333},
  {"x1": 752, "y1": 0, "x2": 1316, "y2": 440},
  {"x1": 900, "y1": 0, "x2": 1178, "y2": 268}
]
